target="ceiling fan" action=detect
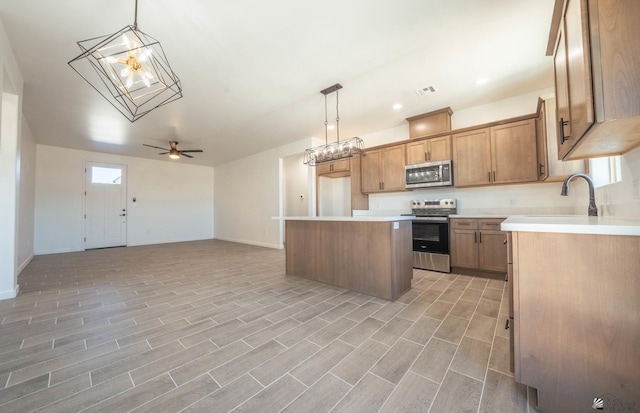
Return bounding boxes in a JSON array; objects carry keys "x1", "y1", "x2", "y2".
[{"x1": 143, "y1": 141, "x2": 203, "y2": 159}]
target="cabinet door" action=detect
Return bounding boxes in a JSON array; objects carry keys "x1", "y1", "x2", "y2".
[
  {"x1": 315, "y1": 163, "x2": 332, "y2": 175},
  {"x1": 361, "y1": 149, "x2": 382, "y2": 193},
  {"x1": 536, "y1": 103, "x2": 549, "y2": 181},
  {"x1": 380, "y1": 145, "x2": 406, "y2": 192},
  {"x1": 450, "y1": 229, "x2": 478, "y2": 268},
  {"x1": 491, "y1": 119, "x2": 538, "y2": 184},
  {"x1": 554, "y1": 26, "x2": 573, "y2": 159},
  {"x1": 479, "y1": 230, "x2": 508, "y2": 272},
  {"x1": 331, "y1": 159, "x2": 351, "y2": 173},
  {"x1": 405, "y1": 141, "x2": 428, "y2": 165},
  {"x1": 563, "y1": 0, "x2": 594, "y2": 147},
  {"x1": 427, "y1": 135, "x2": 451, "y2": 162},
  {"x1": 452, "y1": 128, "x2": 491, "y2": 187}
]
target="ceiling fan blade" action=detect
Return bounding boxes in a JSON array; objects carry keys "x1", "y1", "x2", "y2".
[
  {"x1": 143, "y1": 144, "x2": 170, "y2": 151},
  {"x1": 158, "y1": 152, "x2": 169, "y2": 155},
  {"x1": 179, "y1": 150, "x2": 204, "y2": 153},
  {"x1": 181, "y1": 153, "x2": 194, "y2": 158}
]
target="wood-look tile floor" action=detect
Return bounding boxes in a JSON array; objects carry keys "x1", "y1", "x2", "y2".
[{"x1": 0, "y1": 240, "x2": 533, "y2": 412}]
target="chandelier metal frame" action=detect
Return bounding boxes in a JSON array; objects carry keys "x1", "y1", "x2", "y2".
[
  {"x1": 303, "y1": 83, "x2": 365, "y2": 166},
  {"x1": 68, "y1": 0, "x2": 182, "y2": 122}
]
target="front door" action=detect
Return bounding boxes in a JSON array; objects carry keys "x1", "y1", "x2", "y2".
[{"x1": 84, "y1": 162, "x2": 127, "y2": 249}]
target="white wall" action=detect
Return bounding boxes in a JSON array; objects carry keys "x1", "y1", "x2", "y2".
[
  {"x1": 283, "y1": 153, "x2": 310, "y2": 217},
  {"x1": 214, "y1": 138, "x2": 313, "y2": 249},
  {"x1": 17, "y1": 118, "x2": 36, "y2": 272},
  {"x1": 34, "y1": 145, "x2": 214, "y2": 254},
  {"x1": 318, "y1": 176, "x2": 351, "y2": 216},
  {"x1": 592, "y1": 146, "x2": 640, "y2": 218},
  {"x1": 0, "y1": 17, "x2": 25, "y2": 299}
]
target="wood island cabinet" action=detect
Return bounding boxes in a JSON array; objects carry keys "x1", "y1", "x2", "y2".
[
  {"x1": 549, "y1": 0, "x2": 640, "y2": 159},
  {"x1": 510, "y1": 230, "x2": 640, "y2": 413},
  {"x1": 361, "y1": 144, "x2": 406, "y2": 193},
  {"x1": 452, "y1": 119, "x2": 537, "y2": 187},
  {"x1": 450, "y1": 218, "x2": 507, "y2": 273},
  {"x1": 405, "y1": 135, "x2": 451, "y2": 165}
]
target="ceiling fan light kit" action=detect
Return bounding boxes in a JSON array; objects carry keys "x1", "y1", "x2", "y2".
[
  {"x1": 304, "y1": 83, "x2": 365, "y2": 167},
  {"x1": 68, "y1": 0, "x2": 182, "y2": 122},
  {"x1": 143, "y1": 141, "x2": 203, "y2": 159}
]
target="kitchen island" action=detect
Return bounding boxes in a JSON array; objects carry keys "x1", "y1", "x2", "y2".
[
  {"x1": 283, "y1": 216, "x2": 413, "y2": 301},
  {"x1": 502, "y1": 215, "x2": 640, "y2": 413}
]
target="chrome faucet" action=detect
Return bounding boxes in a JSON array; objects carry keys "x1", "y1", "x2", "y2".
[{"x1": 560, "y1": 173, "x2": 598, "y2": 216}]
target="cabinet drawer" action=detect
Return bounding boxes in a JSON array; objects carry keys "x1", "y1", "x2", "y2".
[
  {"x1": 479, "y1": 218, "x2": 504, "y2": 230},
  {"x1": 450, "y1": 219, "x2": 478, "y2": 229}
]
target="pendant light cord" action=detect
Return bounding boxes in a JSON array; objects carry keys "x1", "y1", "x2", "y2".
[
  {"x1": 335, "y1": 89, "x2": 340, "y2": 144},
  {"x1": 134, "y1": 0, "x2": 139, "y2": 28},
  {"x1": 324, "y1": 93, "x2": 328, "y2": 146}
]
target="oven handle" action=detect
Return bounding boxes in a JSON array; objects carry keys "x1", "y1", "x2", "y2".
[{"x1": 412, "y1": 216, "x2": 449, "y2": 223}]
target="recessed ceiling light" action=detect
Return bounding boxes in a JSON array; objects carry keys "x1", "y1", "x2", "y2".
[
  {"x1": 475, "y1": 77, "x2": 489, "y2": 85},
  {"x1": 392, "y1": 103, "x2": 403, "y2": 110}
]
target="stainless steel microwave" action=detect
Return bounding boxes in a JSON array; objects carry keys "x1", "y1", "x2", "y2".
[{"x1": 405, "y1": 160, "x2": 453, "y2": 189}]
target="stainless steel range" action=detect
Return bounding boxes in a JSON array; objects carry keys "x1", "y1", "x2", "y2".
[{"x1": 409, "y1": 198, "x2": 457, "y2": 273}]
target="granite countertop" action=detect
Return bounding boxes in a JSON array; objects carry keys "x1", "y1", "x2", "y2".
[
  {"x1": 274, "y1": 216, "x2": 415, "y2": 222},
  {"x1": 501, "y1": 215, "x2": 640, "y2": 236}
]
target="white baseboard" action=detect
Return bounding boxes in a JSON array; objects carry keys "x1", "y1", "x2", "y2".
[
  {"x1": 126, "y1": 236, "x2": 215, "y2": 247},
  {"x1": 214, "y1": 237, "x2": 282, "y2": 250},
  {"x1": 17, "y1": 253, "x2": 34, "y2": 275},
  {"x1": 0, "y1": 285, "x2": 19, "y2": 301}
]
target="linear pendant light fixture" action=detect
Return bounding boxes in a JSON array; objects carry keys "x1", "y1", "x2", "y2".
[
  {"x1": 68, "y1": 0, "x2": 182, "y2": 122},
  {"x1": 304, "y1": 83, "x2": 365, "y2": 166}
]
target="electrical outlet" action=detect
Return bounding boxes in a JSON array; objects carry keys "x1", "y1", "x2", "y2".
[
  {"x1": 509, "y1": 198, "x2": 517, "y2": 207},
  {"x1": 633, "y1": 179, "x2": 640, "y2": 199}
]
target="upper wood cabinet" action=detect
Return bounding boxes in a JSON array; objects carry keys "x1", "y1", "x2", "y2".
[
  {"x1": 315, "y1": 159, "x2": 350, "y2": 177},
  {"x1": 405, "y1": 135, "x2": 451, "y2": 165},
  {"x1": 490, "y1": 119, "x2": 538, "y2": 184},
  {"x1": 406, "y1": 107, "x2": 453, "y2": 139},
  {"x1": 452, "y1": 128, "x2": 492, "y2": 187},
  {"x1": 452, "y1": 119, "x2": 538, "y2": 187},
  {"x1": 549, "y1": 0, "x2": 640, "y2": 159},
  {"x1": 361, "y1": 145, "x2": 406, "y2": 193}
]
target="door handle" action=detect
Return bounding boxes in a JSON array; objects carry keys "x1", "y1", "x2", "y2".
[
  {"x1": 559, "y1": 118, "x2": 570, "y2": 144},
  {"x1": 539, "y1": 163, "x2": 545, "y2": 176},
  {"x1": 474, "y1": 232, "x2": 477, "y2": 243}
]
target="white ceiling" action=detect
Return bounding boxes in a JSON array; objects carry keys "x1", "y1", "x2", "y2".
[{"x1": 0, "y1": 0, "x2": 555, "y2": 167}]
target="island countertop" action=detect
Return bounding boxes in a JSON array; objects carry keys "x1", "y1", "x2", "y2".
[{"x1": 501, "y1": 215, "x2": 640, "y2": 236}]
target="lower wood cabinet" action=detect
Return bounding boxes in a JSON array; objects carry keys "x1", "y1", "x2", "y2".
[
  {"x1": 510, "y1": 231, "x2": 640, "y2": 413},
  {"x1": 450, "y1": 218, "x2": 507, "y2": 273}
]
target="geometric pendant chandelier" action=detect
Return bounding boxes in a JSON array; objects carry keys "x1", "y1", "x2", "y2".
[
  {"x1": 68, "y1": 0, "x2": 182, "y2": 122},
  {"x1": 303, "y1": 83, "x2": 365, "y2": 166}
]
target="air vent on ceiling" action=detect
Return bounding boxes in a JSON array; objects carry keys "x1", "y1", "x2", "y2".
[{"x1": 415, "y1": 85, "x2": 439, "y2": 97}]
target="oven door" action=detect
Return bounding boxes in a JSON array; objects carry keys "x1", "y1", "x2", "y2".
[{"x1": 412, "y1": 217, "x2": 449, "y2": 254}]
